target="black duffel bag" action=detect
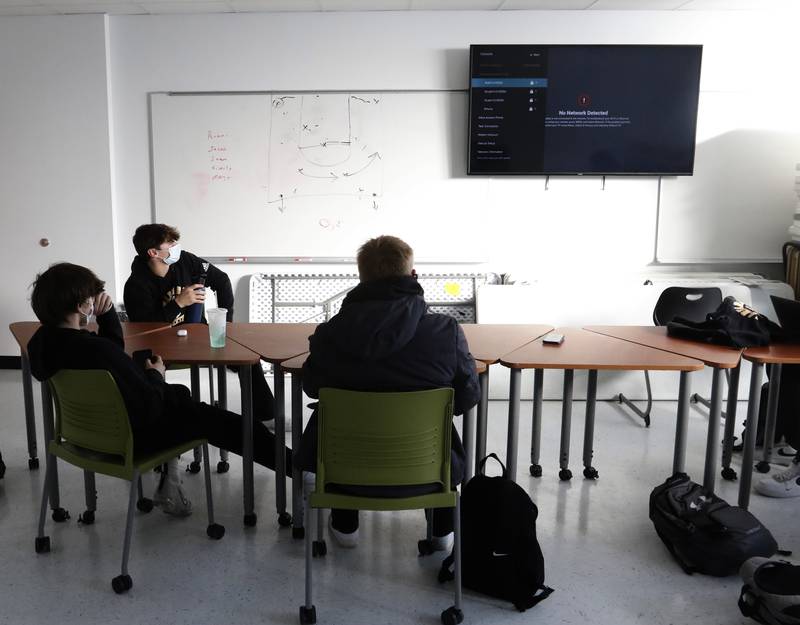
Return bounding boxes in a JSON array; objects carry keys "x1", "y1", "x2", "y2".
[{"x1": 650, "y1": 473, "x2": 777, "y2": 576}]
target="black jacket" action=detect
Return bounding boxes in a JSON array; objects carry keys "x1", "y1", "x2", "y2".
[
  {"x1": 27, "y1": 310, "x2": 171, "y2": 439},
  {"x1": 297, "y1": 276, "x2": 480, "y2": 478},
  {"x1": 123, "y1": 251, "x2": 234, "y2": 325}
]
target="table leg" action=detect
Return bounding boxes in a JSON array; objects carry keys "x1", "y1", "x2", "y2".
[
  {"x1": 463, "y1": 405, "x2": 475, "y2": 484},
  {"x1": 41, "y1": 383, "x2": 68, "y2": 521},
  {"x1": 739, "y1": 363, "x2": 764, "y2": 509},
  {"x1": 529, "y1": 369, "x2": 544, "y2": 477},
  {"x1": 217, "y1": 368, "x2": 230, "y2": 473},
  {"x1": 558, "y1": 370, "x2": 574, "y2": 481},
  {"x1": 291, "y1": 371, "x2": 304, "y2": 538},
  {"x1": 474, "y1": 368, "x2": 489, "y2": 475},
  {"x1": 582, "y1": 370, "x2": 598, "y2": 480},
  {"x1": 721, "y1": 363, "x2": 741, "y2": 481},
  {"x1": 672, "y1": 371, "x2": 692, "y2": 475},
  {"x1": 757, "y1": 363, "x2": 782, "y2": 474},
  {"x1": 189, "y1": 365, "x2": 202, "y2": 473},
  {"x1": 241, "y1": 366, "x2": 256, "y2": 527},
  {"x1": 506, "y1": 368, "x2": 521, "y2": 481},
  {"x1": 21, "y1": 354, "x2": 39, "y2": 469},
  {"x1": 702, "y1": 367, "x2": 724, "y2": 493},
  {"x1": 274, "y1": 363, "x2": 291, "y2": 527}
]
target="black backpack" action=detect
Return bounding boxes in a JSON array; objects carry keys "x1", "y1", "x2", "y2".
[
  {"x1": 438, "y1": 454, "x2": 554, "y2": 611},
  {"x1": 667, "y1": 296, "x2": 780, "y2": 348},
  {"x1": 649, "y1": 473, "x2": 777, "y2": 576}
]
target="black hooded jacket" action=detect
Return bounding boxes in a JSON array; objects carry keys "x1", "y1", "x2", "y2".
[
  {"x1": 297, "y1": 276, "x2": 480, "y2": 477},
  {"x1": 27, "y1": 309, "x2": 170, "y2": 439},
  {"x1": 123, "y1": 251, "x2": 234, "y2": 325}
]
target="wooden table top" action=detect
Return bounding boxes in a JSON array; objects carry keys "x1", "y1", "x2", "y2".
[
  {"x1": 461, "y1": 324, "x2": 554, "y2": 364},
  {"x1": 123, "y1": 323, "x2": 260, "y2": 366},
  {"x1": 743, "y1": 343, "x2": 800, "y2": 365},
  {"x1": 585, "y1": 325, "x2": 742, "y2": 369},
  {"x1": 9, "y1": 321, "x2": 171, "y2": 356},
  {"x1": 279, "y1": 352, "x2": 487, "y2": 376},
  {"x1": 226, "y1": 323, "x2": 317, "y2": 363},
  {"x1": 500, "y1": 327, "x2": 705, "y2": 371}
]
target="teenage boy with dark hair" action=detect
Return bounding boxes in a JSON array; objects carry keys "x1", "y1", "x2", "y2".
[
  {"x1": 28, "y1": 262, "x2": 291, "y2": 517},
  {"x1": 297, "y1": 235, "x2": 480, "y2": 549},
  {"x1": 123, "y1": 223, "x2": 274, "y2": 422}
]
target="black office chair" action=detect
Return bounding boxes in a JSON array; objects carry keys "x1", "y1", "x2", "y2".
[{"x1": 617, "y1": 286, "x2": 723, "y2": 427}]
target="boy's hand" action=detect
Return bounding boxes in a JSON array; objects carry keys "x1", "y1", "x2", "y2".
[
  {"x1": 93, "y1": 292, "x2": 114, "y2": 315},
  {"x1": 145, "y1": 354, "x2": 166, "y2": 378},
  {"x1": 175, "y1": 284, "x2": 206, "y2": 308}
]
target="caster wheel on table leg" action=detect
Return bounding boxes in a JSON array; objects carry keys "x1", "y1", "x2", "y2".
[
  {"x1": 78, "y1": 510, "x2": 95, "y2": 525},
  {"x1": 278, "y1": 512, "x2": 292, "y2": 527},
  {"x1": 530, "y1": 464, "x2": 542, "y2": 477},
  {"x1": 136, "y1": 498, "x2": 154, "y2": 513},
  {"x1": 721, "y1": 467, "x2": 738, "y2": 481},
  {"x1": 52, "y1": 508, "x2": 70, "y2": 523},
  {"x1": 583, "y1": 467, "x2": 599, "y2": 480},
  {"x1": 28, "y1": 457, "x2": 39, "y2": 470},
  {"x1": 187, "y1": 461, "x2": 201, "y2": 474},
  {"x1": 756, "y1": 461, "x2": 771, "y2": 474},
  {"x1": 243, "y1": 513, "x2": 257, "y2": 527},
  {"x1": 558, "y1": 469, "x2": 572, "y2": 481},
  {"x1": 441, "y1": 606, "x2": 464, "y2": 625},
  {"x1": 207, "y1": 523, "x2": 225, "y2": 540},
  {"x1": 111, "y1": 574, "x2": 132, "y2": 594},
  {"x1": 216, "y1": 460, "x2": 230, "y2": 474}
]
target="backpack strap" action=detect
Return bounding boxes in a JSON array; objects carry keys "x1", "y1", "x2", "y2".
[
  {"x1": 512, "y1": 586, "x2": 555, "y2": 612},
  {"x1": 478, "y1": 453, "x2": 507, "y2": 478}
]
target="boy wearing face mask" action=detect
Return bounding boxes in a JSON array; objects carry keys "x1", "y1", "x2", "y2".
[
  {"x1": 27, "y1": 263, "x2": 291, "y2": 516},
  {"x1": 123, "y1": 223, "x2": 275, "y2": 422}
]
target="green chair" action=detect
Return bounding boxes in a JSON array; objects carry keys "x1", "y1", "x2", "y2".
[
  {"x1": 34, "y1": 369, "x2": 225, "y2": 594},
  {"x1": 300, "y1": 387, "x2": 463, "y2": 625}
]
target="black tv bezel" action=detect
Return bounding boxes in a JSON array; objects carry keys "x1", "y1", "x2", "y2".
[{"x1": 467, "y1": 44, "x2": 703, "y2": 177}]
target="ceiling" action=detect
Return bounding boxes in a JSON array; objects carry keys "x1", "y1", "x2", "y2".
[{"x1": 0, "y1": 0, "x2": 796, "y2": 17}]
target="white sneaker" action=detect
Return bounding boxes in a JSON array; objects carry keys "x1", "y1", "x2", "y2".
[
  {"x1": 771, "y1": 444, "x2": 798, "y2": 466},
  {"x1": 755, "y1": 459, "x2": 800, "y2": 498},
  {"x1": 431, "y1": 532, "x2": 454, "y2": 552},
  {"x1": 328, "y1": 515, "x2": 359, "y2": 548},
  {"x1": 153, "y1": 459, "x2": 193, "y2": 517}
]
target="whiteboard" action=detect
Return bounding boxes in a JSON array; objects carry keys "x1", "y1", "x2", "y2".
[{"x1": 151, "y1": 92, "x2": 488, "y2": 261}]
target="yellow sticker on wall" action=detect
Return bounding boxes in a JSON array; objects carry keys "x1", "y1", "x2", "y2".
[{"x1": 444, "y1": 282, "x2": 461, "y2": 297}]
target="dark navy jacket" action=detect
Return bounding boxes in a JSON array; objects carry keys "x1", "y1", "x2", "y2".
[{"x1": 297, "y1": 276, "x2": 481, "y2": 481}]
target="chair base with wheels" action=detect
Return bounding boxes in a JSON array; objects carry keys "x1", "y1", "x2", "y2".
[
  {"x1": 301, "y1": 388, "x2": 462, "y2": 625},
  {"x1": 35, "y1": 369, "x2": 225, "y2": 593}
]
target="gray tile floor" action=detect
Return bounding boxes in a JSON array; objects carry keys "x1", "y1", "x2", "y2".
[{"x1": 0, "y1": 368, "x2": 796, "y2": 625}]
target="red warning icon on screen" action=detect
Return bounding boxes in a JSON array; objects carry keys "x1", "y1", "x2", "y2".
[{"x1": 577, "y1": 93, "x2": 591, "y2": 108}]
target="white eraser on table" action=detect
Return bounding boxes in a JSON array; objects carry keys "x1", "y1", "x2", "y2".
[{"x1": 177, "y1": 329, "x2": 188, "y2": 337}]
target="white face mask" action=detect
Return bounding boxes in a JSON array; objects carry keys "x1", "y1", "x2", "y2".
[
  {"x1": 161, "y1": 243, "x2": 182, "y2": 266},
  {"x1": 80, "y1": 300, "x2": 94, "y2": 325}
]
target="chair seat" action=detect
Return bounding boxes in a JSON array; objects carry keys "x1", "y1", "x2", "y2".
[
  {"x1": 49, "y1": 437, "x2": 207, "y2": 482},
  {"x1": 310, "y1": 489, "x2": 456, "y2": 512}
]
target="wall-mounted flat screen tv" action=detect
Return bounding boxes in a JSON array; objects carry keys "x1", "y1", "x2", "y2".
[{"x1": 468, "y1": 44, "x2": 703, "y2": 175}]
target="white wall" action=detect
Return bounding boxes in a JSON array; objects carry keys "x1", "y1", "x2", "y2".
[
  {"x1": 107, "y1": 10, "x2": 799, "y2": 309},
  {"x1": 2, "y1": 9, "x2": 799, "y2": 356},
  {"x1": 0, "y1": 15, "x2": 114, "y2": 355}
]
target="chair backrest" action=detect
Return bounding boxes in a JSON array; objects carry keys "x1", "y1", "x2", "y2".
[
  {"x1": 316, "y1": 387, "x2": 454, "y2": 491},
  {"x1": 652, "y1": 286, "x2": 723, "y2": 326},
  {"x1": 49, "y1": 369, "x2": 133, "y2": 460}
]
